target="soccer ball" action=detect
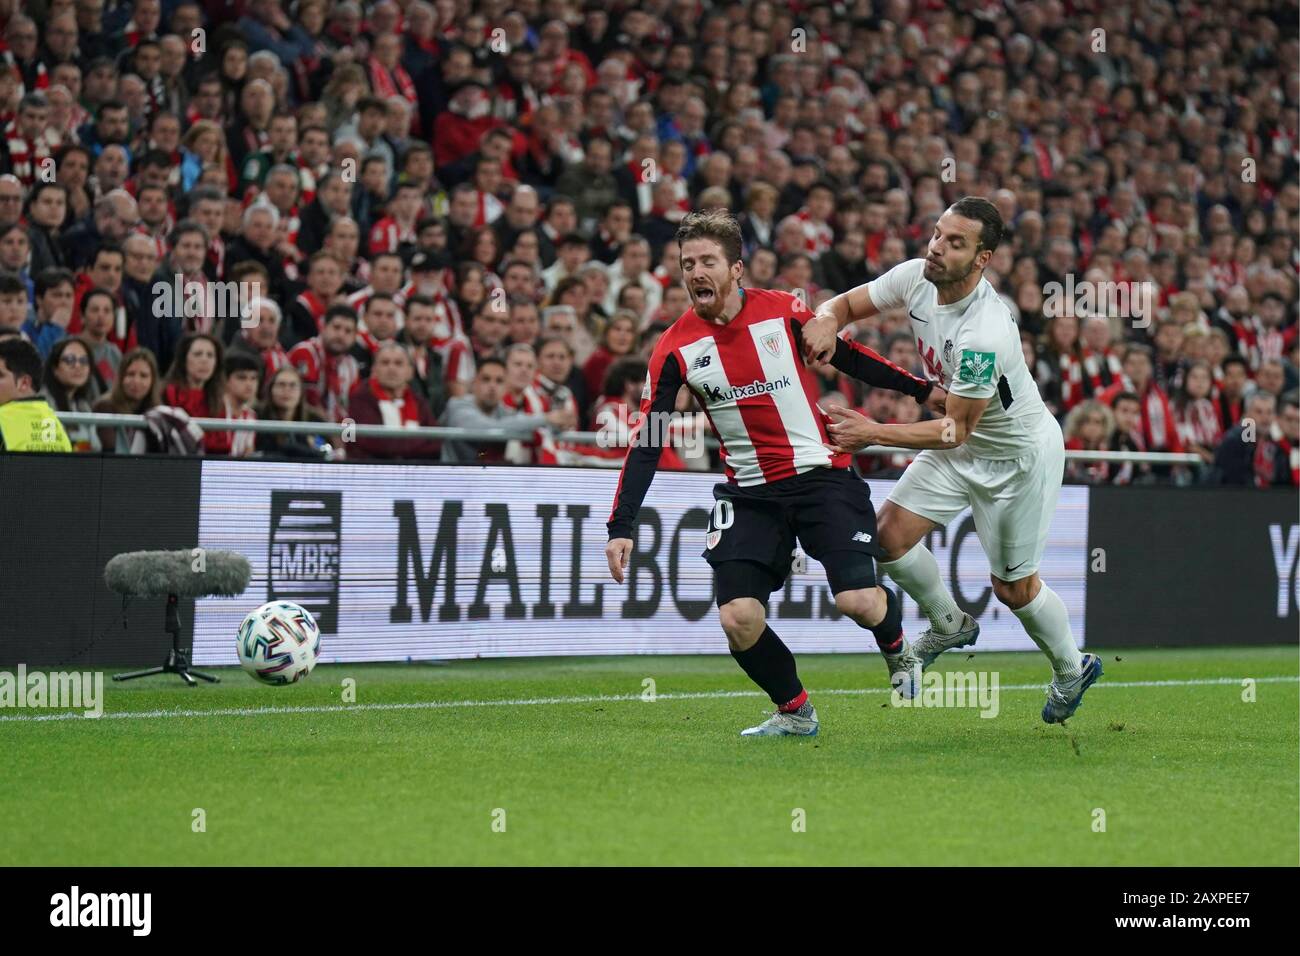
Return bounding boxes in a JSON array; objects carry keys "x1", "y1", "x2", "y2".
[{"x1": 236, "y1": 601, "x2": 321, "y2": 685}]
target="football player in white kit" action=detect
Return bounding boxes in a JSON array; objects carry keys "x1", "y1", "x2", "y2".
[{"x1": 802, "y1": 197, "x2": 1103, "y2": 723}]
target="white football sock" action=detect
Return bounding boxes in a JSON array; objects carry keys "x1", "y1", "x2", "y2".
[
  {"x1": 1011, "y1": 583, "x2": 1082, "y2": 680},
  {"x1": 879, "y1": 542, "x2": 963, "y2": 635}
]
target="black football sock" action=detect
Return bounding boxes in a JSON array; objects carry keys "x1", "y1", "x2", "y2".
[
  {"x1": 869, "y1": 587, "x2": 905, "y2": 652},
  {"x1": 731, "y1": 625, "x2": 806, "y2": 710}
]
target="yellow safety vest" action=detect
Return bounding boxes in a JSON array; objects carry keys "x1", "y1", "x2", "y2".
[{"x1": 0, "y1": 397, "x2": 73, "y2": 452}]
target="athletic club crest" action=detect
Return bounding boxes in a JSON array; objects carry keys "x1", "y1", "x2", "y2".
[
  {"x1": 943, "y1": 339, "x2": 954, "y2": 365},
  {"x1": 760, "y1": 331, "x2": 783, "y2": 357}
]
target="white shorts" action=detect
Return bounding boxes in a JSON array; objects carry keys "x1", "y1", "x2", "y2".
[{"x1": 886, "y1": 421, "x2": 1065, "y2": 582}]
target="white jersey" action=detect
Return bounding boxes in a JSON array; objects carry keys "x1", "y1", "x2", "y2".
[{"x1": 867, "y1": 258, "x2": 1052, "y2": 459}]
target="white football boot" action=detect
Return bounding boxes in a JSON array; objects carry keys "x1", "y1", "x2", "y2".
[
  {"x1": 912, "y1": 612, "x2": 981, "y2": 670},
  {"x1": 740, "y1": 701, "x2": 819, "y2": 737}
]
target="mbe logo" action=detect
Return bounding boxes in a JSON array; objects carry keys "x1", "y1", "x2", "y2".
[{"x1": 268, "y1": 491, "x2": 342, "y2": 633}]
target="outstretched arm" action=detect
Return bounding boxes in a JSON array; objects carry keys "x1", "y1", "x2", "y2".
[
  {"x1": 794, "y1": 320, "x2": 934, "y2": 400},
  {"x1": 824, "y1": 393, "x2": 990, "y2": 452},
  {"x1": 800, "y1": 282, "x2": 882, "y2": 365}
]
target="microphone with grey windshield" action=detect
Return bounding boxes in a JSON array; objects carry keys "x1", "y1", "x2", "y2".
[{"x1": 106, "y1": 549, "x2": 251, "y2": 686}]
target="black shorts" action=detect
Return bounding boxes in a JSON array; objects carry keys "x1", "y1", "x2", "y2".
[{"x1": 703, "y1": 467, "x2": 883, "y2": 605}]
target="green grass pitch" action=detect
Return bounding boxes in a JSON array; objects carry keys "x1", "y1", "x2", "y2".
[{"x1": 1, "y1": 646, "x2": 1296, "y2": 866}]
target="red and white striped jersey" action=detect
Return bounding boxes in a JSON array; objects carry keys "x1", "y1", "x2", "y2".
[
  {"x1": 288, "y1": 336, "x2": 361, "y2": 422},
  {"x1": 430, "y1": 333, "x2": 475, "y2": 390},
  {"x1": 607, "y1": 287, "x2": 932, "y2": 538},
  {"x1": 368, "y1": 216, "x2": 417, "y2": 256}
]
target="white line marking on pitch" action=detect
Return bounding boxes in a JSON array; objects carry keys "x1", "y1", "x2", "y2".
[{"x1": 0, "y1": 675, "x2": 1295, "y2": 724}]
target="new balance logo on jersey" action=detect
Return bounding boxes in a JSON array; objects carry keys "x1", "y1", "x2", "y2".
[
  {"x1": 852, "y1": 532, "x2": 873, "y2": 543},
  {"x1": 699, "y1": 375, "x2": 792, "y2": 405},
  {"x1": 691, "y1": 354, "x2": 713, "y2": 370}
]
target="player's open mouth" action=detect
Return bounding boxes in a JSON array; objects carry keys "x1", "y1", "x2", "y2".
[{"x1": 693, "y1": 285, "x2": 715, "y2": 303}]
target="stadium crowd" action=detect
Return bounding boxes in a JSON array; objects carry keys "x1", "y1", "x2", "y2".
[{"x1": 0, "y1": 0, "x2": 1295, "y2": 486}]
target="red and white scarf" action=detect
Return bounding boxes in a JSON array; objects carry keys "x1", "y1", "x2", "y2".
[
  {"x1": 3, "y1": 117, "x2": 55, "y2": 187},
  {"x1": 501, "y1": 384, "x2": 553, "y2": 464},
  {"x1": 1080, "y1": 348, "x2": 1122, "y2": 398},
  {"x1": 1053, "y1": 351, "x2": 1085, "y2": 411},
  {"x1": 1174, "y1": 397, "x2": 1223, "y2": 450},
  {"x1": 369, "y1": 378, "x2": 421, "y2": 429},
  {"x1": 368, "y1": 58, "x2": 417, "y2": 110},
  {"x1": 223, "y1": 396, "x2": 257, "y2": 458},
  {"x1": 1128, "y1": 377, "x2": 1180, "y2": 452}
]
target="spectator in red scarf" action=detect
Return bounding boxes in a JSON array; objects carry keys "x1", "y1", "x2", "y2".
[
  {"x1": 402, "y1": 2, "x2": 440, "y2": 78},
  {"x1": 1078, "y1": 314, "x2": 1123, "y2": 399},
  {"x1": 1063, "y1": 400, "x2": 1113, "y2": 484},
  {"x1": 536, "y1": 20, "x2": 596, "y2": 89},
  {"x1": 220, "y1": 350, "x2": 261, "y2": 458},
  {"x1": 1209, "y1": 391, "x2": 1290, "y2": 487},
  {"x1": 1151, "y1": 320, "x2": 1187, "y2": 395},
  {"x1": 348, "y1": 342, "x2": 439, "y2": 460},
  {"x1": 162, "y1": 332, "x2": 228, "y2": 454},
  {"x1": 1172, "y1": 361, "x2": 1224, "y2": 465},
  {"x1": 289, "y1": 0, "x2": 333, "y2": 104},
  {"x1": 1038, "y1": 313, "x2": 1082, "y2": 417},
  {"x1": 1100, "y1": 344, "x2": 1183, "y2": 453},
  {"x1": 228, "y1": 297, "x2": 292, "y2": 384},
  {"x1": 1107, "y1": 391, "x2": 1154, "y2": 485},
  {"x1": 367, "y1": 32, "x2": 418, "y2": 131},
  {"x1": 69, "y1": 245, "x2": 125, "y2": 340},
  {"x1": 289, "y1": 305, "x2": 362, "y2": 423},
  {"x1": 433, "y1": 81, "x2": 500, "y2": 169},
  {"x1": 1, "y1": 93, "x2": 55, "y2": 189},
  {"x1": 500, "y1": 342, "x2": 559, "y2": 464},
  {"x1": 441, "y1": 356, "x2": 571, "y2": 464},
  {"x1": 368, "y1": 180, "x2": 423, "y2": 258},
  {"x1": 285, "y1": 251, "x2": 345, "y2": 348},
  {"x1": 1214, "y1": 355, "x2": 1250, "y2": 432}
]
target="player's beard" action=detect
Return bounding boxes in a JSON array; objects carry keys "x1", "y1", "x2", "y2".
[
  {"x1": 691, "y1": 273, "x2": 733, "y2": 320},
  {"x1": 924, "y1": 253, "x2": 978, "y2": 288}
]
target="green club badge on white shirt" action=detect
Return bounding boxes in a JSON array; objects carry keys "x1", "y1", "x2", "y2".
[{"x1": 958, "y1": 349, "x2": 996, "y2": 385}]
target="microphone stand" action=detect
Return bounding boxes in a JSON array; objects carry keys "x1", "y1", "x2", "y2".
[{"x1": 112, "y1": 593, "x2": 221, "y2": 686}]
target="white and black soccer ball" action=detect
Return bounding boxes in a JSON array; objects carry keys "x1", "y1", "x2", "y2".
[{"x1": 236, "y1": 601, "x2": 322, "y2": 685}]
